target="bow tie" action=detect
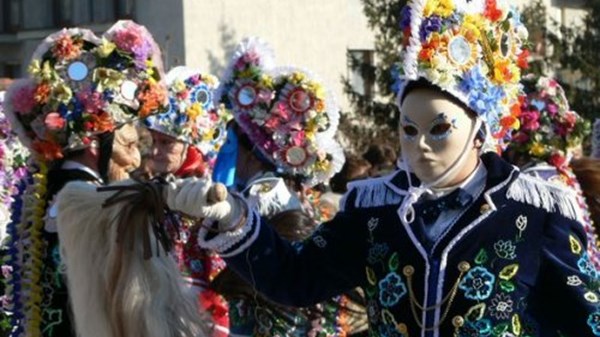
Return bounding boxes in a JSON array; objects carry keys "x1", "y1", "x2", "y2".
[{"x1": 415, "y1": 188, "x2": 473, "y2": 225}]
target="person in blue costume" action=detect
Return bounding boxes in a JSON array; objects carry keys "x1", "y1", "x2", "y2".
[
  {"x1": 164, "y1": 1, "x2": 600, "y2": 336},
  {"x1": 206, "y1": 37, "x2": 368, "y2": 337}
]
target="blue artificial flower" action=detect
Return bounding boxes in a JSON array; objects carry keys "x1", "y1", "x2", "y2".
[
  {"x1": 459, "y1": 266, "x2": 495, "y2": 300},
  {"x1": 378, "y1": 272, "x2": 407, "y2": 307},
  {"x1": 420, "y1": 15, "x2": 443, "y2": 42},
  {"x1": 459, "y1": 65, "x2": 487, "y2": 93},
  {"x1": 399, "y1": 6, "x2": 411, "y2": 31}
]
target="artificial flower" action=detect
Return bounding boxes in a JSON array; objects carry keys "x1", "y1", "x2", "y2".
[
  {"x1": 97, "y1": 38, "x2": 116, "y2": 58},
  {"x1": 51, "y1": 33, "x2": 83, "y2": 61}
]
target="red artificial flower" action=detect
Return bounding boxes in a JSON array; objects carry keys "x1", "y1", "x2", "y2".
[
  {"x1": 517, "y1": 49, "x2": 530, "y2": 69},
  {"x1": 44, "y1": 112, "x2": 66, "y2": 131},
  {"x1": 484, "y1": 0, "x2": 503, "y2": 22},
  {"x1": 32, "y1": 139, "x2": 63, "y2": 161},
  {"x1": 548, "y1": 152, "x2": 567, "y2": 169}
]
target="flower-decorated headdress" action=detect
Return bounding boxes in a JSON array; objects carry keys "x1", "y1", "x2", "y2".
[
  {"x1": 217, "y1": 37, "x2": 344, "y2": 187},
  {"x1": 509, "y1": 77, "x2": 590, "y2": 170},
  {"x1": 4, "y1": 20, "x2": 167, "y2": 163},
  {"x1": 396, "y1": 0, "x2": 530, "y2": 148},
  {"x1": 145, "y1": 66, "x2": 232, "y2": 167},
  {"x1": 0, "y1": 91, "x2": 29, "y2": 241}
]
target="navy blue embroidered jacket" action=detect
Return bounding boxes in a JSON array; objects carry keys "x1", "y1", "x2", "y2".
[{"x1": 214, "y1": 152, "x2": 600, "y2": 337}]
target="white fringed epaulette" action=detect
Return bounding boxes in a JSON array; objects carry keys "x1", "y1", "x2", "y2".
[
  {"x1": 340, "y1": 175, "x2": 404, "y2": 211},
  {"x1": 506, "y1": 173, "x2": 583, "y2": 221}
]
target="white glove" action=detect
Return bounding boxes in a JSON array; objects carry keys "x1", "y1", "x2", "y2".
[{"x1": 165, "y1": 177, "x2": 244, "y2": 230}]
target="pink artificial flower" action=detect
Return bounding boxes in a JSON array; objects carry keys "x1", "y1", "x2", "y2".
[
  {"x1": 290, "y1": 129, "x2": 305, "y2": 146},
  {"x1": 77, "y1": 90, "x2": 104, "y2": 115},
  {"x1": 546, "y1": 103, "x2": 558, "y2": 117},
  {"x1": 520, "y1": 110, "x2": 540, "y2": 131},
  {"x1": 12, "y1": 85, "x2": 37, "y2": 114},
  {"x1": 257, "y1": 89, "x2": 272, "y2": 104},
  {"x1": 44, "y1": 112, "x2": 66, "y2": 131},
  {"x1": 112, "y1": 25, "x2": 145, "y2": 54},
  {"x1": 242, "y1": 51, "x2": 260, "y2": 66}
]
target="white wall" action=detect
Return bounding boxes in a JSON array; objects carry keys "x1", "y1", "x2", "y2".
[{"x1": 180, "y1": 0, "x2": 375, "y2": 111}]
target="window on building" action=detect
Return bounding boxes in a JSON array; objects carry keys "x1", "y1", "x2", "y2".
[
  {"x1": 1, "y1": 0, "x2": 20, "y2": 33},
  {"x1": 347, "y1": 49, "x2": 375, "y2": 100},
  {"x1": 116, "y1": 0, "x2": 135, "y2": 19},
  {"x1": 22, "y1": 0, "x2": 53, "y2": 29},
  {"x1": 551, "y1": 0, "x2": 586, "y2": 8},
  {"x1": 1, "y1": 63, "x2": 21, "y2": 78}
]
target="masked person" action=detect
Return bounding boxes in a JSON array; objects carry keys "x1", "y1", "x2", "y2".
[
  {"x1": 164, "y1": 1, "x2": 600, "y2": 336},
  {"x1": 204, "y1": 37, "x2": 370, "y2": 337},
  {"x1": 1, "y1": 21, "x2": 167, "y2": 337},
  {"x1": 503, "y1": 76, "x2": 599, "y2": 268},
  {"x1": 143, "y1": 66, "x2": 231, "y2": 336}
]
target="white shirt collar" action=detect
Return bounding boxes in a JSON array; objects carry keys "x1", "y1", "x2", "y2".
[{"x1": 61, "y1": 160, "x2": 103, "y2": 183}]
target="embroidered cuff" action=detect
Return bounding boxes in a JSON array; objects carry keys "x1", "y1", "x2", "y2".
[{"x1": 197, "y1": 202, "x2": 261, "y2": 257}]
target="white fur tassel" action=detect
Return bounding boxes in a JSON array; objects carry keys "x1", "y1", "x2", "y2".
[
  {"x1": 506, "y1": 174, "x2": 583, "y2": 221},
  {"x1": 403, "y1": 0, "x2": 427, "y2": 79}
]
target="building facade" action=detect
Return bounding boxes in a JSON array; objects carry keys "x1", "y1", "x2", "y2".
[{"x1": 0, "y1": 0, "x2": 590, "y2": 110}]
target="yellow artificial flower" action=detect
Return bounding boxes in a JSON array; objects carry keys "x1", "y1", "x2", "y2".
[
  {"x1": 529, "y1": 142, "x2": 546, "y2": 157},
  {"x1": 173, "y1": 79, "x2": 187, "y2": 93},
  {"x1": 93, "y1": 68, "x2": 125, "y2": 90},
  {"x1": 291, "y1": 72, "x2": 306, "y2": 85},
  {"x1": 424, "y1": 0, "x2": 455, "y2": 18},
  {"x1": 460, "y1": 15, "x2": 483, "y2": 42},
  {"x1": 259, "y1": 74, "x2": 274, "y2": 89},
  {"x1": 187, "y1": 102, "x2": 203, "y2": 119},
  {"x1": 306, "y1": 81, "x2": 325, "y2": 100},
  {"x1": 97, "y1": 38, "x2": 116, "y2": 58},
  {"x1": 239, "y1": 68, "x2": 255, "y2": 79},
  {"x1": 52, "y1": 83, "x2": 73, "y2": 104},
  {"x1": 434, "y1": 0, "x2": 455, "y2": 17},
  {"x1": 493, "y1": 59, "x2": 520, "y2": 84},
  {"x1": 204, "y1": 74, "x2": 218, "y2": 86},
  {"x1": 28, "y1": 60, "x2": 55, "y2": 82},
  {"x1": 202, "y1": 128, "x2": 215, "y2": 142}
]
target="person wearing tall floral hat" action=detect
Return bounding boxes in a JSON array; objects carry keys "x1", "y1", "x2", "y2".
[
  {"x1": 0, "y1": 89, "x2": 30, "y2": 333},
  {"x1": 161, "y1": 0, "x2": 600, "y2": 335},
  {"x1": 503, "y1": 76, "x2": 600, "y2": 265},
  {"x1": 143, "y1": 66, "x2": 232, "y2": 336},
  {"x1": 1, "y1": 20, "x2": 167, "y2": 337},
  {"x1": 198, "y1": 37, "x2": 369, "y2": 337}
]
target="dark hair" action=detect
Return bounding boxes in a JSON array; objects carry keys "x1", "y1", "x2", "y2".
[
  {"x1": 570, "y1": 157, "x2": 600, "y2": 233},
  {"x1": 329, "y1": 154, "x2": 371, "y2": 193}
]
